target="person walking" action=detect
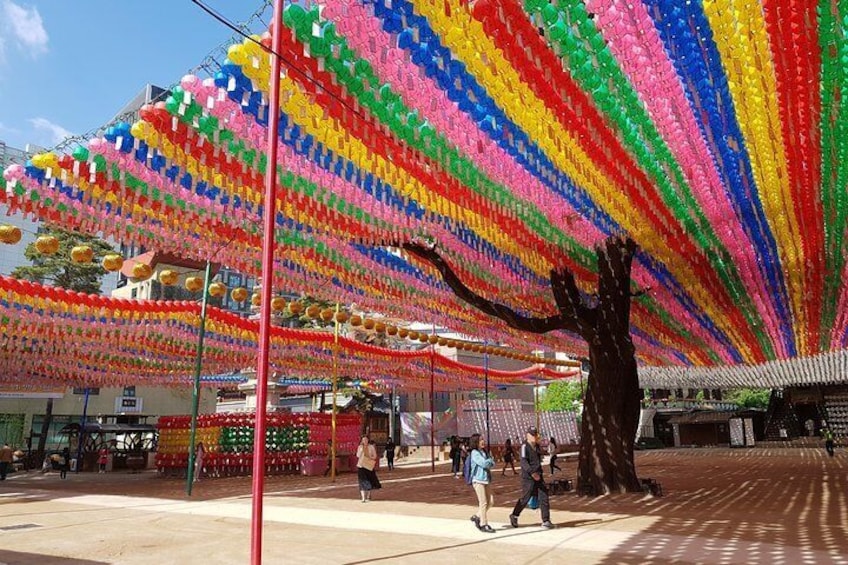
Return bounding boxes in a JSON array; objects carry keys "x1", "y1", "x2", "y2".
[
  {"x1": 0, "y1": 442, "x2": 12, "y2": 481},
  {"x1": 356, "y1": 436, "x2": 381, "y2": 502},
  {"x1": 450, "y1": 437, "x2": 461, "y2": 478},
  {"x1": 98, "y1": 445, "x2": 110, "y2": 473},
  {"x1": 59, "y1": 447, "x2": 70, "y2": 480},
  {"x1": 194, "y1": 442, "x2": 206, "y2": 483},
  {"x1": 823, "y1": 428, "x2": 836, "y2": 457},
  {"x1": 501, "y1": 438, "x2": 517, "y2": 476},
  {"x1": 549, "y1": 436, "x2": 561, "y2": 475},
  {"x1": 323, "y1": 439, "x2": 334, "y2": 477},
  {"x1": 467, "y1": 434, "x2": 496, "y2": 533},
  {"x1": 384, "y1": 437, "x2": 396, "y2": 471},
  {"x1": 509, "y1": 427, "x2": 554, "y2": 529}
]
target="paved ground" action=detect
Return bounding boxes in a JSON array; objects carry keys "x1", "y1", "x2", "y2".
[{"x1": 0, "y1": 447, "x2": 846, "y2": 564}]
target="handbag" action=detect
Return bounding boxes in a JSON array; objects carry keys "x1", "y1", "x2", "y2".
[{"x1": 527, "y1": 495, "x2": 539, "y2": 510}]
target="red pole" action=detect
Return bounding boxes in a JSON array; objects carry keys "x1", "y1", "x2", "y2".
[
  {"x1": 251, "y1": 1, "x2": 284, "y2": 562},
  {"x1": 430, "y1": 345, "x2": 435, "y2": 473}
]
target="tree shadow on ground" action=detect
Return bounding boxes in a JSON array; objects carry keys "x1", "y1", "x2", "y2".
[{"x1": 0, "y1": 550, "x2": 108, "y2": 565}]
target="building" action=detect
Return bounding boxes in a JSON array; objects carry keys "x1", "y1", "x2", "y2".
[
  {"x1": 0, "y1": 385, "x2": 216, "y2": 455},
  {"x1": 0, "y1": 141, "x2": 39, "y2": 278}
]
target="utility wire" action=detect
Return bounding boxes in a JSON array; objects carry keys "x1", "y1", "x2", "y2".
[{"x1": 188, "y1": 0, "x2": 375, "y2": 125}]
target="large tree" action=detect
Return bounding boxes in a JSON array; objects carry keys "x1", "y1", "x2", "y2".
[
  {"x1": 11, "y1": 227, "x2": 114, "y2": 462},
  {"x1": 11, "y1": 227, "x2": 115, "y2": 293},
  {"x1": 405, "y1": 236, "x2": 644, "y2": 494}
]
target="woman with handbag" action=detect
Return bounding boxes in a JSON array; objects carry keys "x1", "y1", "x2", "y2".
[{"x1": 356, "y1": 436, "x2": 381, "y2": 502}]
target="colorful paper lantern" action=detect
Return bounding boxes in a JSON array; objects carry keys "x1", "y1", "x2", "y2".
[
  {"x1": 70, "y1": 245, "x2": 94, "y2": 264},
  {"x1": 208, "y1": 282, "x2": 227, "y2": 298},
  {"x1": 159, "y1": 269, "x2": 179, "y2": 286},
  {"x1": 102, "y1": 254, "x2": 124, "y2": 272},
  {"x1": 185, "y1": 276, "x2": 204, "y2": 293},
  {"x1": 132, "y1": 263, "x2": 153, "y2": 281},
  {"x1": 0, "y1": 225, "x2": 21, "y2": 245},
  {"x1": 34, "y1": 235, "x2": 59, "y2": 255},
  {"x1": 231, "y1": 287, "x2": 248, "y2": 302}
]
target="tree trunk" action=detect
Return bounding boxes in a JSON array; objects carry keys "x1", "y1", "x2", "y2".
[
  {"x1": 577, "y1": 334, "x2": 642, "y2": 494},
  {"x1": 577, "y1": 237, "x2": 643, "y2": 494},
  {"x1": 35, "y1": 397, "x2": 54, "y2": 464}
]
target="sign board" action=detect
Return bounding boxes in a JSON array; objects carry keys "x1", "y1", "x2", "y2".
[{"x1": 0, "y1": 387, "x2": 65, "y2": 399}]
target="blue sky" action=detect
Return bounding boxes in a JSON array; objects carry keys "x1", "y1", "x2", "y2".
[{"x1": 0, "y1": 1, "x2": 263, "y2": 150}]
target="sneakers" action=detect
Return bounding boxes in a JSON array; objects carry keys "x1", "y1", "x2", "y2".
[
  {"x1": 541, "y1": 521, "x2": 555, "y2": 529},
  {"x1": 480, "y1": 525, "x2": 496, "y2": 533},
  {"x1": 509, "y1": 514, "x2": 519, "y2": 528}
]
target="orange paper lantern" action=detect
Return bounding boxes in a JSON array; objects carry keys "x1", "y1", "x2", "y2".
[
  {"x1": 102, "y1": 254, "x2": 124, "y2": 272},
  {"x1": 34, "y1": 235, "x2": 59, "y2": 255},
  {"x1": 70, "y1": 245, "x2": 94, "y2": 264}
]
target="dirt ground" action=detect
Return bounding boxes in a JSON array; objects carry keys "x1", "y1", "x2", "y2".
[{"x1": 0, "y1": 447, "x2": 846, "y2": 564}]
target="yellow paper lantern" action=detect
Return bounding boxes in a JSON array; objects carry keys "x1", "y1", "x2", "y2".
[
  {"x1": 208, "y1": 282, "x2": 227, "y2": 298},
  {"x1": 334, "y1": 311, "x2": 349, "y2": 324},
  {"x1": 428, "y1": 335, "x2": 439, "y2": 345},
  {"x1": 437, "y1": 338, "x2": 447, "y2": 346},
  {"x1": 288, "y1": 302, "x2": 304, "y2": 315},
  {"x1": 398, "y1": 328, "x2": 409, "y2": 338},
  {"x1": 305, "y1": 305, "x2": 321, "y2": 318},
  {"x1": 0, "y1": 225, "x2": 22, "y2": 244},
  {"x1": 102, "y1": 254, "x2": 124, "y2": 272},
  {"x1": 251, "y1": 293, "x2": 261, "y2": 307},
  {"x1": 320, "y1": 308, "x2": 334, "y2": 322},
  {"x1": 271, "y1": 297, "x2": 287, "y2": 312},
  {"x1": 132, "y1": 263, "x2": 153, "y2": 281},
  {"x1": 386, "y1": 325, "x2": 398, "y2": 336},
  {"x1": 350, "y1": 314, "x2": 363, "y2": 327},
  {"x1": 374, "y1": 322, "x2": 386, "y2": 334},
  {"x1": 70, "y1": 245, "x2": 94, "y2": 264},
  {"x1": 34, "y1": 235, "x2": 59, "y2": 255},
  {"x1": 363, "y1": 318, "x2": 376, "y2": 330},
  {"x1": 185, "y1": 276, "x2": 204, "y2": 292},
  {"x1": 230, "y1": 287, "x2": 248, "y2": 302},
  {"x1": 158, "y1": 269, "x2": 179, "y2": 286},
  {"x1": 407, "y1": 330, "x2": 419, "y2": 341}
]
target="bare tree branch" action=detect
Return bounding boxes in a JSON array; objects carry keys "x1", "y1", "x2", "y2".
[
  {"x1": 550, "y1": 268, "x2": 596, "y2": 339},
  {"x1": 631, "y1": 287, "x2": 651, "y2": 298},
  {"x1": 403, "y1": 242, "x2": 584, "y2": 335}
]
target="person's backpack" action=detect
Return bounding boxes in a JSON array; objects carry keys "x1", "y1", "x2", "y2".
[{"x1": 463, "y1": 451, "x2": 475, "y2": 485}]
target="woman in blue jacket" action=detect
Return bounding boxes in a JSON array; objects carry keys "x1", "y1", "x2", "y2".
[{"x1": 468, "y1": 433, "x2": 496, "y2": 533}]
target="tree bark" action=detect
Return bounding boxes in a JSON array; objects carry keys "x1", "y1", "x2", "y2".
[
  {"x1": 35, "y1": 397, "x2": 54, "y2": 464},
  {"x1": 404, "y1": 236, "x2": 644, "y2": 495}
]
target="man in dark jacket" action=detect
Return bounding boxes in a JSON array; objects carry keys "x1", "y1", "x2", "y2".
[{"x1": 509, "y1": 427, "x2": 554, "y2": 529}]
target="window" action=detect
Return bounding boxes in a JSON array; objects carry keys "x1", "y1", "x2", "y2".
[
  {"x1": 130, "y1": 288, "x2": 137, "y2": 299},
  {"x1": 72, "y1": 387, "x2": 100, "y2": 395},
  {"x1": 122, "y1": 386, "x2": 136, "y2": 398}
]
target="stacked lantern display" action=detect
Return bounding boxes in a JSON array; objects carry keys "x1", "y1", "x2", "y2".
[{"x1": 155, "y1": 412, "x2": 361, "y2": 477}]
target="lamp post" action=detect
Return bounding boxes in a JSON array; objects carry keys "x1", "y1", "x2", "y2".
[{"x1": 186, "y1": 259, "x2": 212, "y2": 496}]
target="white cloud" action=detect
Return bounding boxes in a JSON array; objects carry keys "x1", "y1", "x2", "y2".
[
  {"x1": 29, "y1": 117, "x2": 72, "y2": 144},
  {"x1": 1, "y1": 1, "x2": 48, "y2": 57}
]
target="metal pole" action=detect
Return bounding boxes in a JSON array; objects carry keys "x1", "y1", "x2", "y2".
[
  {"x1": 484, "y1": 347, "x2": 490, "y2": 447},
  {"x1": 251, "y1": 1, "x2": 284, "y2": 561},
  {"x1": 330, "y1": 303, "x2": 339, "y2": 482},
  {"x1": 75, "y1": 388, "x2": 90, "y2": 473},
  {"x1": 389, "y1": 383, "x2": 395, "y2": 444},
  {"x1": 430, "y1": 342, "x2": 435, "y2": 473},
  {"x1": 535, "y1": 376, "x2": 540, "y2": 432},
  {"x1": 187, "y1": 259, "x2": 212, "y2": 496}
]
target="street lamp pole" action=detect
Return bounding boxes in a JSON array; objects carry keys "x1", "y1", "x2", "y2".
[{"x1": 186, "y1": 259, "x2": 212, "y2": 496}]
